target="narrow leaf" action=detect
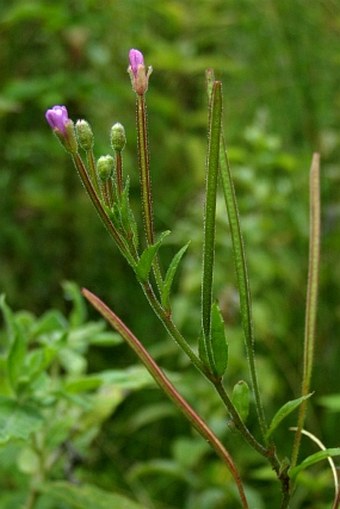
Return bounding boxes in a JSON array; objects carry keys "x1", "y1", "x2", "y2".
[
  {"x1": 136, "y1": 230, "x2": 170, "y2": 282},
  {"x1": 219, "y1": 135, "x2": 267, "y2": 436},
  {"x1": 290, "y1": 448, "x2": 340, "y2": 479},
  {"x1": 7, "y1": 326, "x2": 27, "y2": 392},
  {"x1": 265, "y1": 393, "x2": 313, "y2": 440},
  {"x1": 209, "y1": 302, "x2": 228, "y2": 377},
  {"x1": 201, "y1": 81, "x2": 223, "y2": 340},
  {"x1": 161, "y1": 242, "x2": 190, "y2": 310},
  {"x1": 232, "y1": 381, "x2": 250, "y2": 422}
]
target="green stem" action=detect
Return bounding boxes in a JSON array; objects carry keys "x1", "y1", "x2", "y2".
[
  {"x1": 219, "y1": 135, "x2": 267, "y2": 439},
  {"x1": 142, "y1": 281, "x2": 208, "y2": 375},
  {"x1": 136, "y1": 94, "x2": 163, "y2": 290},
  {"x1": 71, "y1": 153, "x2": 136, "y2": 267},
  {"x1": 201, "y1": 81, "x2": 223, "y2": 360},
  {"x1": 291, "y1": 153, "x2": 321, "y2": 467},
  {"x1": 82, "y1": 288, "x2": 249, "y2": 509},
  {"x1": 214, "y1": 381, "x2": 268, "y2": 458},
  {"x1": 86, "y1": 148, "x2": 100, "y2": 196}
]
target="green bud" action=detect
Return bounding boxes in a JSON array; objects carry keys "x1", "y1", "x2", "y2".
[
  {"x1": 97, "y1": 155, "x2": 114, "y2": 181},
  {"x1": 76, "y1": 119, "x2": 94, "y2": 151},
  {"x1": 110, "y1": 123, "x2": 126, "y2": 152}
]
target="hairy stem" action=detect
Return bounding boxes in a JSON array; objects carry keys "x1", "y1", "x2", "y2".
[
  {"x1": 71, "y1": 153, "x2": 135, "y2": 267},
  {"x1": 219, "y1": 135, "x2": 267, "y2": 439},
  {"x1": 201, "y1": 81, "x2": 222, "y2": 364},
  {"x1": 291, "y1": 153, "x2": 321, "y2": 467}
]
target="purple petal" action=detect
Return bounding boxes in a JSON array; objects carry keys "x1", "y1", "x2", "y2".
[
  {"x1": 129, "y1": 49, "x2": 144, "y2": 76},
  {"x1": 45, "y1": 105, "x2": 69, "y2": 133}
]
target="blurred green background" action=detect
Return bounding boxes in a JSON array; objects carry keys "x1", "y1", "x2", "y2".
[{"x1": 0, "y1": 0, "x2": 339, "y2": 507}]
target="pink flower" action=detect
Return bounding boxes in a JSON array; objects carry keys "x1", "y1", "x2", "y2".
[
  {"x1": 129, "y1": 49, "x2": 144, "y2": 77},
  {"x1": 128, "y1": 48, "x2": 152, "y2": 95},
  {"x1": 45, "y1": 105, "x2": 69, "y2": 133}
]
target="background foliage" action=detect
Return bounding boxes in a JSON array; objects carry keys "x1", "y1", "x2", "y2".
[{"x1": 0, "y1": 1, "x2": 339, "y2": 508}]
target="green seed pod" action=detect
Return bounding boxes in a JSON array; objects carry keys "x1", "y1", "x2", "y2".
[
  {"x1": 110, "y1": 123, "x2": 126, "y2": 152},
  {"x1": 76, "y1": 119, "x2": 94, "y2": 151},
  {"x1": 97, "y1": 155, "x2": 114, "y2": 181}
]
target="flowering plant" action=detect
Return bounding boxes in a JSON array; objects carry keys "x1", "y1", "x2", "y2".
[{"x1": 44, "y1": 50, "x2": 339, "y2": 509}]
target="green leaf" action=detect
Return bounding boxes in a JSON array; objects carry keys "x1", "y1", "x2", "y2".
[
  {"x1": 7, "y1": 326, "x2": 27, "y2": 393},
  {"x1": 232, "y1": 381, "x2": 250, "y2": 422},
  {"x1": 62, "y1": 281, "x2": 87, "y2": 327},
  {"x1": 136, "y1": 230, "x2": 171, "y2": 282},
  {"x1": 41, "y1": 481, "x2": 148, "y2": 509},
  {"x1": 161, "y1": 242, "x2": 190, "y2": 310},
  {"x1": 290, "y1": 448, "x2": 340, "y2": 479},
  {"x1": 0, "y1": 294, "x2": 16, "y2": 346},
  {"x1": 265, "y1": 393, "x2": 313, "y2": 440},
  {"x1": 0, "y1": 397, "x2": 43, "y2": 444},
  {"x1": 209, "y1": 302, "x2": 228, "y2": 377}
]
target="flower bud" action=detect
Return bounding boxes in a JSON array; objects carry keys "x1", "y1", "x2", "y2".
[
  {"x1": 128, "y1": 48, "x2": 152, "y2": 95},
  {"x1": 110, "y1": 123, "x2": 126, "y2": 152},
  {"x1": 45, "y1": 105, "x2": 69, "y2": 133},
  {"x1": 45, "y1": 105, "x2": 78, "y2": 154},
  {"x1": 75, "y1": 119, "x2": 94, "y2": 151},
  {"x1": 97, "y1": 155, "x2": 114, "y2": 181}
]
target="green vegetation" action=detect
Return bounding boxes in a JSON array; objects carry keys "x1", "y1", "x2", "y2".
[{"x1": 0, "y1": 1, "x2": 339, "y2": 508}]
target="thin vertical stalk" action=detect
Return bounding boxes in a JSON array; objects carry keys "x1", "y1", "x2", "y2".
[
  {"x1": 219, "y1": 136, "x2": 267, "y2": 439},
  {"x1": 86, "y1": 148, "x2": 100, "y2": 196},
  {"x1": 136, "y1": 94, "x2": 163, "y2": 289},
  {"x1": 82, "y1": 288, "x2": 249, "y2": 509},
  {"x1": 291, "y1": 153, "x2": 321, "y2": 467},
  {"x1": 201, "y1": 81, "x2": 222, "y2": 354},
  {"x1": 115, "y1": 151, "x2": 124, "y2": 195}
]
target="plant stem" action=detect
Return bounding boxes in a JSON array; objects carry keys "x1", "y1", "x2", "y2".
[
  {"x1": 142, "y1": 281, "x2": 208, "y2": 375},
  {"x1": 201, "y1": 81, "x2": 222, "y2": 364},
  {"x1": 86, "y1": 148, "x2": 100, "y2": 196},
  {"x1": 219, "y1": 135, "x2": 267, "y2": 439},
  {"x1": 82, "y1": 288, "x2": 249, "y2": 509},
  {"x1": 71, "y1": 153, "x2": 136, "y2": 267},
  {"x1": 291, "y1": 153, "x2": 321, "y2": 467},
  {"x1": 135, "y1": 94, "x2": 163, "y2": 290},
  {"x1": 115, "y1": 151, "x2": 124, "y2": 195}
]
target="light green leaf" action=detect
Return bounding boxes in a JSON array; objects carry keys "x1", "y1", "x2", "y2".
[
  {"x1": 161, "y1": 242, "x2": 190, "y2": 310},
  {"x1": 7, "y1": 327, "x2": 27, "y2": 392},
  {"x1": 209, "y1": 302, "x2": 228, "y2": 377},
  {"x1": 290, "y1": 448, "x2": 340, "y2": 479},
  {"x1": 62, "y1": 281, "x2": 87, "y2": 327},
  {"x1": 136, "y1": 230, "x2": 171, "y2": 282},
  {"x1": 265, "y1": 393, "x2": 313, "y2": 440},
  {"x1": 41, "y1": 481, "x2": 148, "y2": 509},
  {"x1": 0, "y1": 397, "x2": 43, "y2": 444},
  {"x1": 232, "y1": 381, "x2": 250, "y2": 422},
  {"x1": 0, "y1": 294, "x2": 16, "y2": 346},
  {"x1": 17, "y1": 446, "x2": 40, "y2": 474}
]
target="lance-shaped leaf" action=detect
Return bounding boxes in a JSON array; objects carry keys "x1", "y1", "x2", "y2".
[
  {"x1": 135, "y1": 230, "x2": 171, "y2": 282},
  {"x1": 161, "y1": 242, "x2": 190, "y2": 310},
  {"x1": 290, "y1": 448, "x2": 340, "y2": 479},
  {"x1": 265, "y1": 393, "x2": 313, "y2": 440},
  {"x1": 232, "y1": 381, "x2": 250, "y2": 423}
]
